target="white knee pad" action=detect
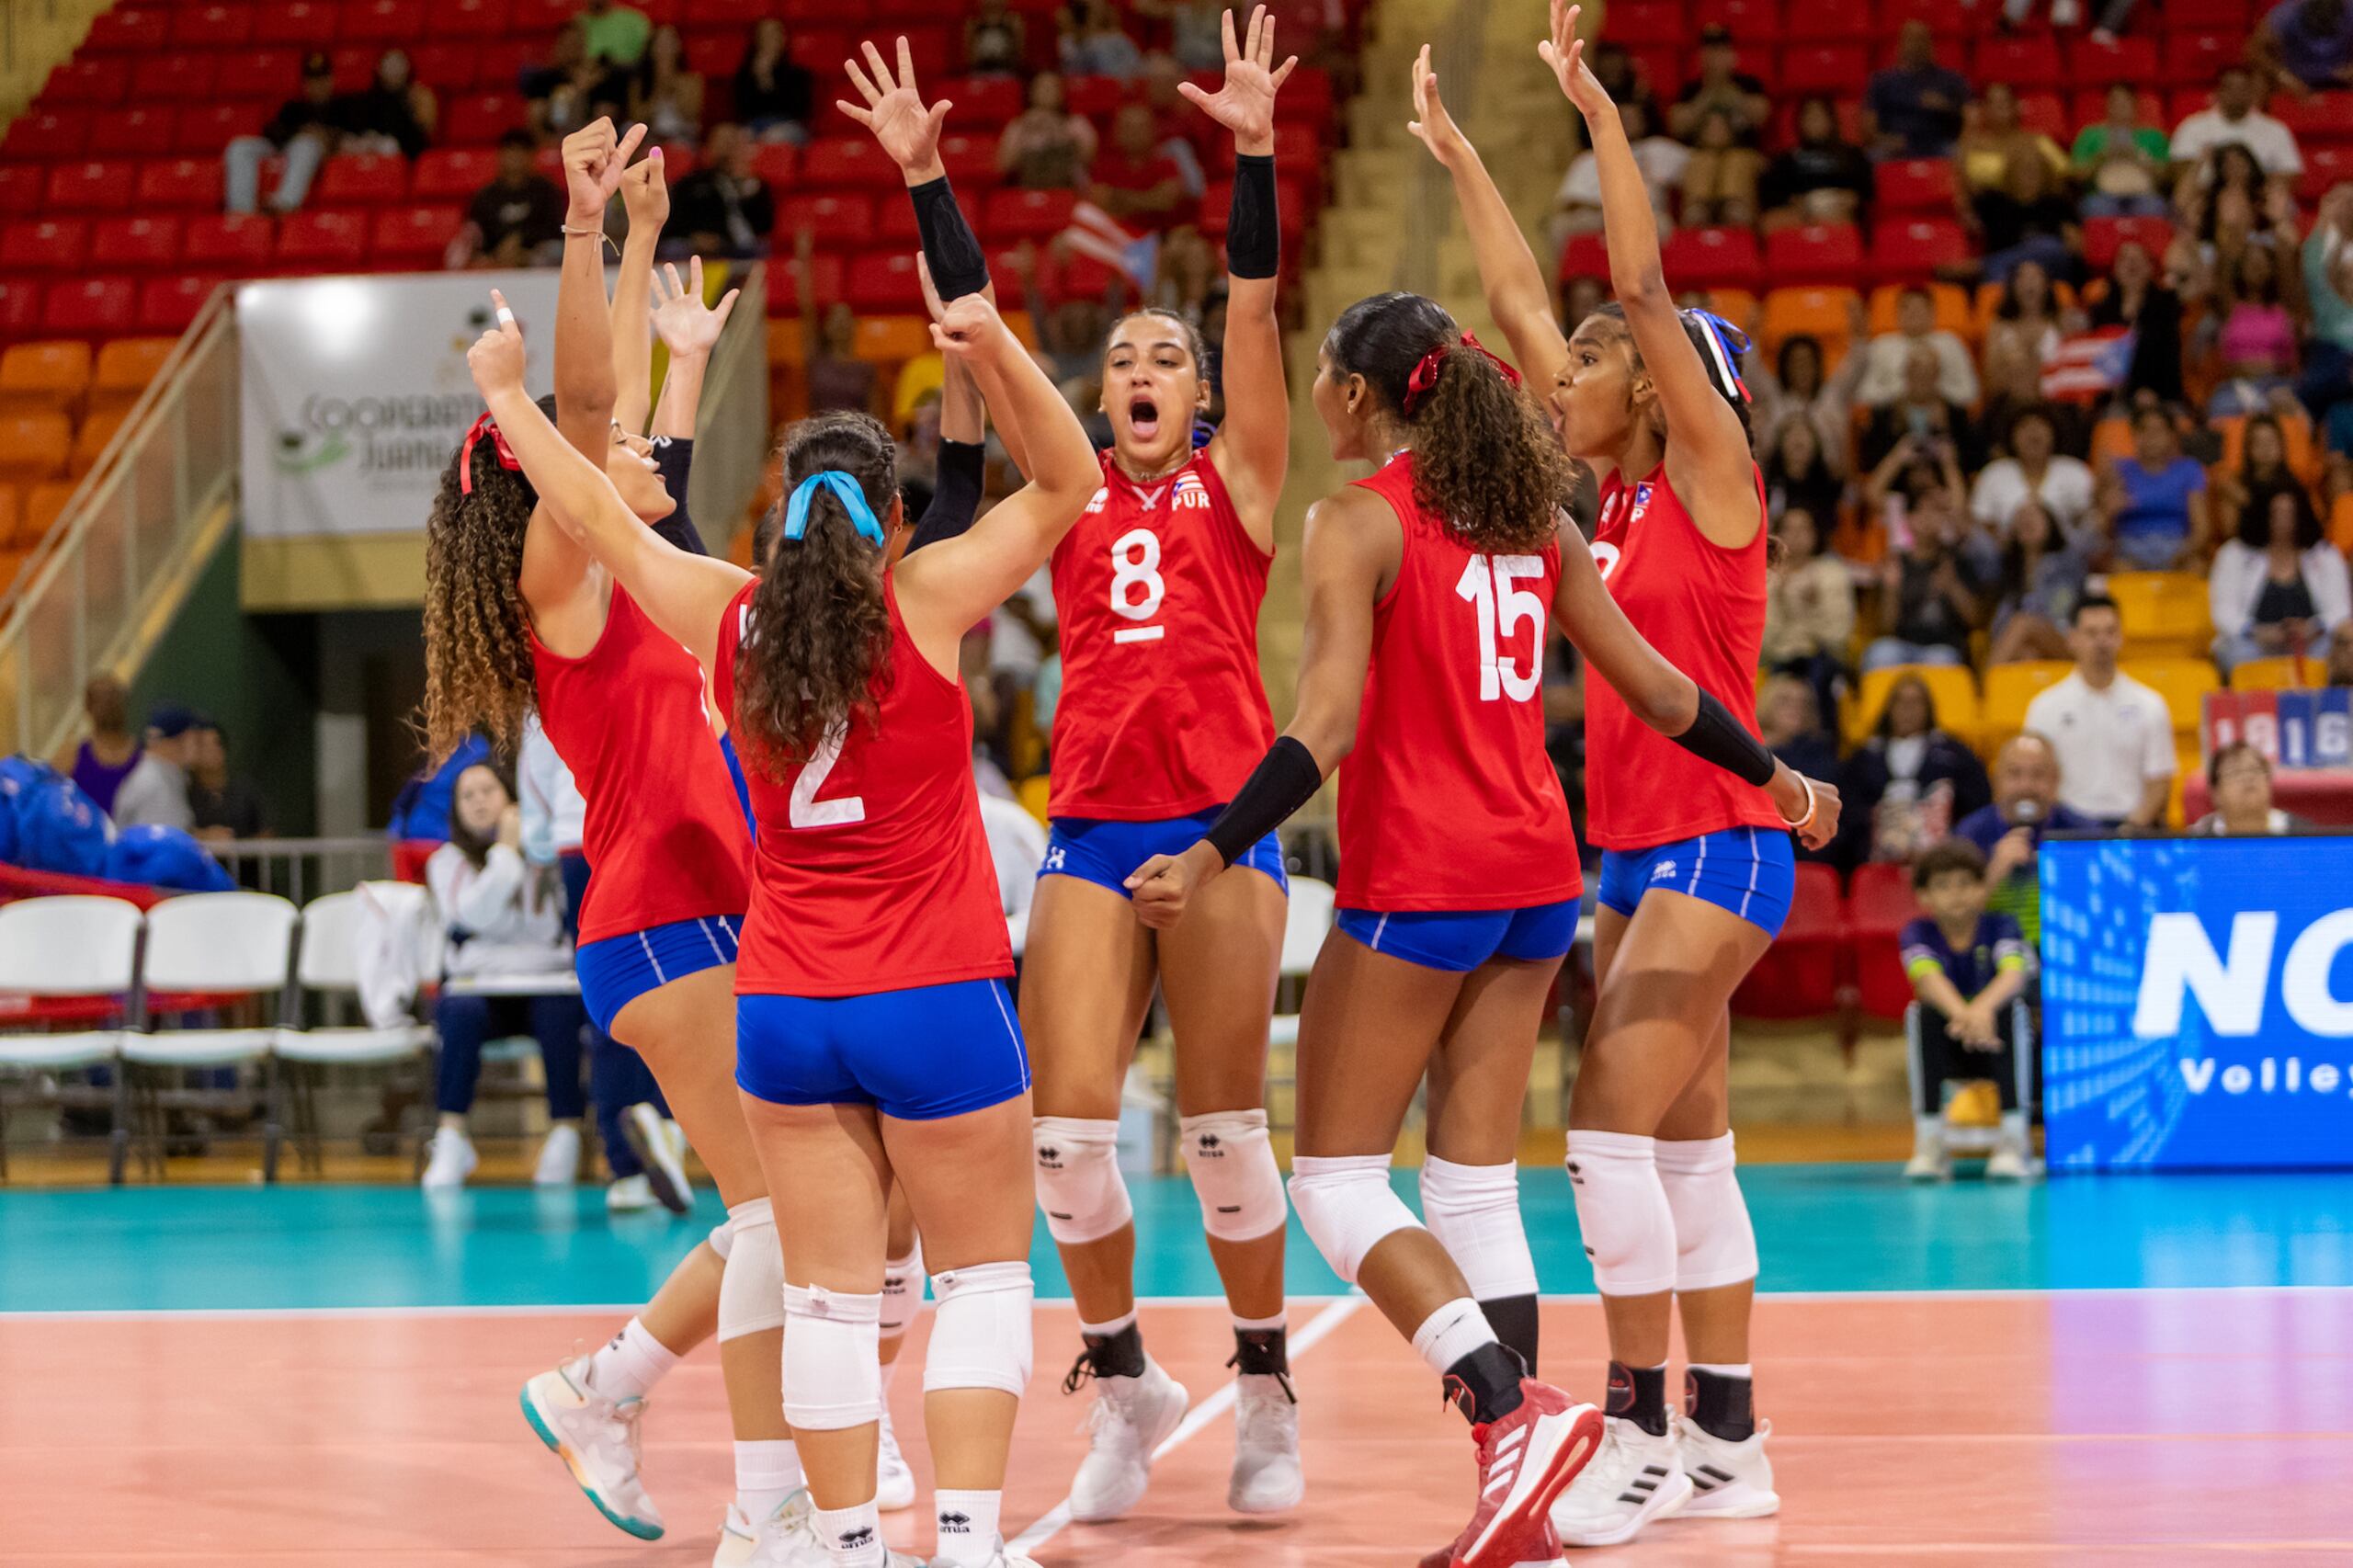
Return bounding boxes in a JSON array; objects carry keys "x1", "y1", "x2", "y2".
[
  {"x1": 717, "y1": 1198, "x2": 786, "y2": 1342},
  {"x1": 1179, "y1": 1109, "x2": 1288, "y2": 1243},
  {"x1": 1287, "y1": 1153, "x2": 1419, "y2": 1285},
  {"x1": 1654, "y1": 1133, "x2": 1758, "y2": 1291},
  {"x1": 781, "y1": 1284, "x2": 882, "y2": 1430},
  {"x1": 1419, "y1": 1156, "x2": 1539, "y2": 1301},
  {"x1": 880, "y1": 1242, "x2": 926, "y2": 1343},
  {"x1": 1565, "y1": 1131, "x2": 1677, "y2": 1297},
  {"x1": 707, "y1": 1217, "x2": 734, "y2": 1262},
  {"x1": 923, "y1": 1261, "x2": 1034, "y2": 1398},
  {"x1": 1033, "y1": 1117, "x2": 1131, "y2": 1245}
]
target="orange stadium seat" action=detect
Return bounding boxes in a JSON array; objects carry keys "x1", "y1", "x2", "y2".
[
  {"x1": 70, "y1": 409, "x2": 128, "y2": 477},
  {"x1": 2126, "y1": 656, "x2": 2221, "y2": 736},
  {"x1": 22, "y1": 480, "x2": 76, "y2": 539},
  {"x1": 2228, "y1": 657, "x2": 2310, "y2": 691},
  {"x1": 1758, "y1": 287, "x2": 1861, "y2": 366},
  {"x1": 2, "y1": 220, "x2": 90, "y2": 274},
  {"x1": 2108, "y1": 572, "x2": 2212, "y2": 660},
  {"x1": 1847, "y1": 664, "x2": 1981, "y2": 750},
  {"x1": 2333, "y1": 493, "x2": 2353, "y2": 556},
  {"x1": 0, "y1": 342, "x2": 93, "y2": 417},
  {"x1": 1867, "y1": 282, "x2": 1972, "y2": 340},
  {"x1": 43, "y1": 278, "x2": 135, "y2": 336},
  {"x1": 0, "y1": 414, "x2": 72, "y2": 485},
  {"x1": 1980, "y1": 661, "x2": 2073, "y2": 755},
  {"x1": 0, "y1": 486, "x2": 18, "y2": 548},
  {"x1": 851, "y1": 315, "x2": 933, "y2": 366},
  {"x1": 91, "y1": 338, "x2": 176, "y2": 415},
  {"x1": 2215, "y1": 414, "x2": 2323, "y2": 488}
]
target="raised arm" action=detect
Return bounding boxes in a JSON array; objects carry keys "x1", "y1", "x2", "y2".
[
  {"x1": 1409, "y1": 44, "x2": 1569, "y2": 392},
  {"x1": 471, "y1": 296, "x2": 750, "y2": 674},
  {"x1": 1187, "y1": 5, "x2": 1297, "y2": 545},
  {"x1": 551, "y1": 119, "x2": 644, "y2": 456},
  {"x1": 904, "y1": 256, "x2": 1002, "y2": 555},
  {"x1": 609, "y1": 149, "x2": 668, "y2": 434},
  {"x1": 645, "y1": 256, "x2": 741, "y2": 440}
]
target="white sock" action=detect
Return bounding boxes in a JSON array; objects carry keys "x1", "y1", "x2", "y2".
[
  {"x1": 734, "y1": 1438, "x2": 801, "y2": 1523},
  {"x1": 585, "y1": 1317, "x2": 679, "y2": 1401},
  {"x1": 1409, "y1": 1297, "x2": 1497, "y2": 1379},
  {"x1": 1913, "y1": 1114, "x2": 1942, "y2": 1152},
  {"x1": 1078, "y1": 1309, "x2": 1137, "y2": 1339},
  {"x1": 1232, "y1": 1311, "x2": 1288, "y2": 1333},
  {"x1": 812, "y1": 1499, "x2": 883, "y2": 1565},
  {"x1": 932, "y1": 1488, "x2": 1003, "y2": 1566}
]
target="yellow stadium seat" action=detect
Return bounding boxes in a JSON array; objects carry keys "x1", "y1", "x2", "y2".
[
  {"x1": 0, "y1": 413, "x2": 71, "y2": 485},
  {"x1": 2106, "y1": 571, "x2": 2211, "y2": 658},
  {"x1": 1868, "y1": 282, "x2": 1972, "y2": 340},
  {"x1": 2227, "y1": 656, "x2": 2313, "y2": 690},
  {"x1": 1017, "y1": 773, "x2": 1051, "y2": 827},
  {"x1": 1845, "y1": 663, "x2": 1981, "y2": 749},
  {"x1": 1980, "y1": 660, "x2": 2074, "y2": 754},
  {"x1": 0, "y1": 341, "x2": 93, "y2": 417},
  {"x1": 88, "y1": 337, "x2": 175, "y2": 416},
  {"x1": 1758, "y1": 287, "x2": 1863, "y2": 369},
  {"x1": 2125, "y1": 655, "x2": 2221, "y2": 737}
]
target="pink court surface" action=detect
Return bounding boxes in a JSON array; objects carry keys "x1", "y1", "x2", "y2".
[{"x1": 6, "y1": 1288, "x2": 2348, "y2": 1565}]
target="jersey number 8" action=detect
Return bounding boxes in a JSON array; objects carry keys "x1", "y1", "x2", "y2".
[
  {"x1": 1455, "y1": 553, "x2": 1544, "y2": 703},
  {"x1": 1109, "y1": 527, "x2": 1166, "y2": 643}
]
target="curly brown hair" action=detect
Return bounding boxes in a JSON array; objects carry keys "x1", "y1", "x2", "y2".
[
  {"x1": 734, "y1": 411, "x2": 899, "y2": 779},
  {"x1": 421, "y1": 411, "x2": 549, "y2": 764},
  {"x1": 1324, "y1": 291, "x2": 1568, "y2": 553}
]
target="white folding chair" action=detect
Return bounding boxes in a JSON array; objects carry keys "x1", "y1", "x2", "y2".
[
  {"x1": 118, "y1": 892, "x2": 300, "y2": 1183},
  {"x1": 276, "y1": 891, "x2": 437, "y2": 1176},
  {"x1": 1266, "y1": 877, "x2": 1336, "y2": 1050},
  {"x1": 0, "y1": 895, "x2": 144, "y2": 1180}
]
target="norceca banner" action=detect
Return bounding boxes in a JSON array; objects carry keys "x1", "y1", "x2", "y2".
[
  {"x1": 2041, "y1": 834, "x2": 2353, "y2": 1171},
  {"x1": 237, "y1": 268, "x2": 563, "y2": 539}
]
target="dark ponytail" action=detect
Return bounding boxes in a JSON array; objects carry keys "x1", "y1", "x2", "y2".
[
  {"x1": 1324, "y1": 290, "x2": 1568, "y2": 554},
  {"x1": 735, "y1": 411, "x2": 898, "y2": 778},
  {"x1": 1590, "y1": 301, "x2": 1756, "y2": 445}
]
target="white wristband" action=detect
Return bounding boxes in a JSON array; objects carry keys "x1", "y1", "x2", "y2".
[{"x1": 1779, "y1": 777, "x2": 1816, "y2": 834}]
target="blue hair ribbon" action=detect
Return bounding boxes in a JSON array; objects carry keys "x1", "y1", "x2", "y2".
[
  {"x1": 1681, "y1": 307, "x2": 1753, "y2": 404},
  {"x1": 782, "y1": 471, "x2": 886, "y2": 547}
]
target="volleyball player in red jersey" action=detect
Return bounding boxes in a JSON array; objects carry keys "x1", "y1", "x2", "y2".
[
  {"x1": 1420, "y1": 5, "x2": 1842, "y2": 1542},
  {"x1": 420, "y1": 121, "x2": 808, "y2": 1564},
  {"x1": 1126, "y1": 288, "x2": 1835, "y2": 1568},
  {"x1": 983, "y1": 7, "x2": 1308, "y2": 1520},
  {"x1": 463, "y1": 267, "x2": 1100, "y2": 1568}
]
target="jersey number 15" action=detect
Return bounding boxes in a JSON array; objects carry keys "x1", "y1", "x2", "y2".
[{"x1": 1456, "y1": 553, "x2": 1544, "y2": 703}]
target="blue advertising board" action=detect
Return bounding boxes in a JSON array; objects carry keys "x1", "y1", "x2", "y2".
[{"x1": 2040, "y1": 835, "x2": 2353, "y2": 1170}]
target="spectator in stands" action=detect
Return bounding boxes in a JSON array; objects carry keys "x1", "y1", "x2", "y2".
[
  {"x1": 527, "y1": 22, "x2": 629, "y2": 139},
  {"x1": 1586, "y1": 40, "x2": 1658, "y2": 129},
  {"x1": 420, "y1": 761, "x2": 590, "y2": 1191},
  {"x1": 187, "y1": 721, "x2": 266, "y2": 844},
  {"x1": 2099, "y1": 403, "x2": 2212, "y2": 568},
  {"x1": 1764, "y1": 419, "x2": 1848, "y2": 528},
  {"x1": 2211, "y1": 486, "x2": 2349, "y2": 670},
  {"x1": 1757, "y1": 676, "x2": 1842, "y2": 864},
  {"x1": 1668, "y1": 23, "x2": 1768, "y2": 144},
  {"x1": 450, "y1": 131, "x2": 565, "y2": 269},
  {"x1": 2023, "y1": 595, "x2": 2176, "y2": 827},
  {"x1": 112, "y1": 704, "x2": 198, "y2": 833},
  {"x1": 1061, "y1": 0, "x2": 1144, "y2": 80},
  {"x1": 1140, "y1": 54, "x2": 1211, "y2": 198},
  {"x1": 795, "y1": 228, "x2": 876, "y2": 415},
  {"x1": 733, "y1": 20, "x2": 814, "y2": 143},
  {"x1": 1972, "y1": 405, "x2": 2097, "y2": 534},
  {"x1": 2073, "y1": 84, "x2": 2173, "y2": 220},
  {"x1": 2171, "y1": 65, "x2": 2303, "y2": 182},
  {"x1": 1861, "y1": 344, "x2": 1980, "y2": 472},
  {"x1": 1678, "y1": 107, "x2": 1764, "y2": 228},
  {"x1": 1754, "y1": 334, "x2": 1859, "y2": 475},
  {"x1": 222, "y1": 52, "x2": 339, "y2": 216},
  {"x1": 999, "y1": 71, "x2": 1098, "y2": 189},
  {"x1": 1138, "y1": 0, "x2": 1229, "y2": 74},
  {"x1": 339, "y1": 49, "x2": 436, "y2": 162},
  {"x1": 63, "y1": 674, "x2": 140, "y2": 819},
  {"x1": 668, "y1": 124, "x2": 773, "y2": 259},
  {"x1": 1968, "y1": 144, "x2": 2083, "y2": 287},
  {"x1": 2193, "y1": 743, "x2": 2313, "y2": 834},
  {"x1": 1865, "y1": 480, "x2": 1991, "y2": 672},
  {"x1": 1844, "y1": 674, "x2": 1992, "y2": 869},
  {"x1": 1547, "y1": 97, "x2": 1683, "y2": 252},
  {"x1": 2208, "y1": 241, "x2": 2308, "y2": 415},
  {"x1": 575, "y1": 0, "x2": 651, "y2": 70},
  {"x1": 1951, "y1": 732, "x2": 2088, "y2": 943},
  {"x1": 1987, "y1": 262, "x2": 2069, "y2": 378},
  {"x1": 1759, "y1": 95, "x2": 1874, "y2": 232},
  {"x1": 2219, "y1": 414, "x2": 2319, "y2": 525},
  {"x1": 628, "y1": 26, "x2": 702, "y2": 144},
  {"x1": 1957, "y1": 85, "x2": 2066, "y2": 200},
  {"x1": 2302, "y1": 186, "x2": 2353, "y2": 427},
  {"x1": 1900, "y1": 838, "x2": 2034, "y2": 1183},
  {"x1": 1560, "y1": 275, "x2": 1607, "y2": 337},
  {"x1": 1091, "y1": 104, "x2": 1189, "y2": 232},
  {"x1": 2184, "y1": 146, "x2": 2298, "y2": 265},
  {"x1": 965, "y1": 0, "x2": 1029, "y2": 75},
  {"x1": 1865, "y1": 21, "x2": 1971, "y2": 161},
  {"x1": 2251, "y1": 0, "x2": 2353, "y2": 96},
  {"x1": 1856, "y1": 286, "x2": 1981, "y2": 409},
  {"x1": 1761, "y1": 506, "x2": 1855, "y2": 722},
  {"x1": 2090, "y1": 241, "x2": 2189, "y2": 403},
  {"x1": 1988, "y1": 499, "x2": 2092, "y2": 663}
]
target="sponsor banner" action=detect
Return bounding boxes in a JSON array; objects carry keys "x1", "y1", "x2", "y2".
[
  {"x1": 238, "y1": 268, "x2": 564, "y2": 539},
  {"x1": 2041, "y1": 834, "x2": 2353, "y2": 1170}
]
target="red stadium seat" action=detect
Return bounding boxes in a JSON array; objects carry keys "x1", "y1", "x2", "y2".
[
  {"x1": 2162, "y1": 32, "x2": 2239, "y2": 86},
  {"x1": 276, "y1": 210, "x2": 369, "y2": 271},
  {"x1": 509, "y1": 0, "x2": 574, "y2": 36},
  {"x1": 3, "y1": 110, "x2": 87, "y2": 160},
  {"x1": 772, "y1": 252, "x2": 844, "y2": 312},
  {"x1": 314, "y1": 153, "x2": 409, "y2": 207},
  {"x1": 940, "y1": 75, "x2": 1024, "y2": 131},
  {"x1": 747, "y1": 142, "x2": 799, "y2": 188},
  {"x1": 1876, "y1": 158, "x2": 1956, "y2": 214},
  {"x1": 131, "y1": 55, "x2": 218, "y2": 103},
  {"x1": 0, "y1": 168, "x2": 43, "y2": 214},
  {"x1": 45, "y1": 58, "x2": 131, "y2": 106},
  {"x1": 443, "y1": 0, "x2": 512, "y2": 35},
  {"x1": 139, "y1": 157, "x2": 226, "y2": 210},
  {"x1": 800, "y1": 138, "x2": 893, "y2": 191},
  {"x1": 44, "y1": 278, "x2": 137, "y2": 337},
  {"x1": 2165, "y1": 0, "x2": 2259, "y2": 23},
  {"x1": 1779, "y1": 45, "x2": 1869, "y2": 97},
  {"x1": 371, "y1": 205, "x2": 461, "y2": 267},
  {"x1": 779, "y1": 193, "x2": 876, "y2": 248},
  {"x1": 46, "y1": 162, "x2": 137, "y2": 214},
  {"x1": 1712, "y1": 0, "x2": 1781, "y2": 42},
  {"x1": 1271, "y1": 66, "x2": 1332, "y2": 124},
  {"x1": 83, "y1": 6, "x2": 170, "y2": 53},
  {"x1": 1661, "y1": 226, "x2": 1762, "y2": 291},
  {"x1": 1870, "y1": 217, "x2": 1972, "y2": 283},
  {"x1": 410, "y1": 43, "x2": 482, "y2": 94},
  {"x1": 846, "y1": 250, "x2": 922, "y2": 312},
  {"x1": 1732, "y1": 862, "x2": 1845, "y2": 1020},
  {"x1": 2275, "y1": 92, "x2": 2353, "y2": 149},
  {"x1": 984, "y1": 187, "x2": 1077, "y2": 241},
  {"x1": 172, "y1": 5, "x2": 255, "y2": 46},
  {"x1": 345, "y1": 0, "x2": 426, "y2": 43},
  {"x1": 2070, "y1": 33, "x2": 2158, "y2": 87},
  {"x1": 1064, "y1": 75, "x2": 1126, "y2": 119},
  {"x1": 1560, "y1": 233, "x2": 1608, "y2": 282},
  {"x1": 2085, "y1": 214, "x2": 2174, "y2": 270},
  {"x1": 1628, "y1": 46, "x2": 1687, "y2": 100},
  {"x1": 253, "y1": 0, "x2": 337, "y2": 46},
  {"x1": 329, "y1": 48, "x2": 381, "y2": 92},
  {"x1": 413, "y1": 148, "x2": 499, "y2": 202},
  {"x1": 177, "y1": 102, "x2": 270, "y2": 155},
  {"x1": 2, "y1": 221, "x2": 89, "y2": 273},
  {"x1": 183, "y1": 213, "x2": 275, "y2": 270},
  {"x1": 215, "y1": 49, "x2": 301, "y2": 100},
  {"x1": 445, "y1": 93, "x2": 527, "y2": 145},
  {"x1": 89, "y1": 108, "x2": 178, "y2": 158},
  {"x1": 1764, "y1": 223, "x2": 1863, "y2": 287},
  {"x1": 2301, "y1": 144, "x2": 2353, "y2": 204},
  {"x1": 0, "y1": 278, "x2": 43, "y2": 340},
  {"x1": 1602, "y1": 2, "x2": 1691, "y2": 46},
  {"x1": 140, "y1": 273, "x2": 224, "y2": 334},
  {"x1": 937, "y1": 133, "x2": 1000, "y2": 186},
  {"x1": 2016, "y1": 93, "x2": 2067, "y2": 140},
  {"x1": 1781, "y1": 0, "x2": 1872, "y2": 42},
  {"x1": 472, "y1": 38, "x2": 540, "y2": 90},
  {"x1": 875, "y1": 198, "x2": 920, "y2": 246},
  {"x1": 90, "y1": 217, "x2": 182, "y2": 271},
  {"x1": 1847, "y1": 861, "x2": 1919, "y2": 1022}
]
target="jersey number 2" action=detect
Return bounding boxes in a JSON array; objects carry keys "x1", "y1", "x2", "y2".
[
  {"x1": 1456, "y1": 554, "x2": 1544, "y2": 703},
  {"x1": 790, "y1": 726, "x2": 866, "y2": 828}
]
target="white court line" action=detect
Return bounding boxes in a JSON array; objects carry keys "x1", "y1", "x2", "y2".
[{"x1": 1006, "y1": 1292, "x2": 1368, "y2": 1559}]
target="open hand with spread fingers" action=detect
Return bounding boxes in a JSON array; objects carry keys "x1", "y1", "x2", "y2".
[
  {"x1": 1176, "y1": 5, "x2": 1297, "y2": 156},
  {"x1": 838, "y1": 35, "x2": 951, "y2": 183},
  {"x1": 650, "y1": 257, "x2": 740, "y2": 358},
  {"x1": 1538, "y1": 1, "x2": 1614, "y2": 119}
]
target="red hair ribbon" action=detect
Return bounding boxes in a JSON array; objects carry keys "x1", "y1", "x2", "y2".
[
  {"x1": 457, "y1": 411, "x2": 520, "y2": 495},
  {"x1": 1402, "y1": 332, "x2": 1523, "y2": 417}
]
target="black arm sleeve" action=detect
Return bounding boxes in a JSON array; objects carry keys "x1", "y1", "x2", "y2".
[
  {"x1": 1224, "y1": 153, "x2": 1279, "y2": 280},
  {"x1": 904, "y1": 438, "x2": 988, "y2": 555},
  {"x1": 909, "y1": 175, "x2": 992, "y2": 301},
  {"x1": 1669, "y1": 687, "x2": 1778, "y2": 790},
  {"x1": 1200, "y1": 736, "x2": 1323, "y2": 868}
]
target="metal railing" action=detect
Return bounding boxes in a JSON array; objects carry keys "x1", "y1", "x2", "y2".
[
  {"x1": 686, "y1": 260, "x2": 771, "y2": 551},
  {"x1": 209, "y1": 837, "x2": 392, "y2": 905},
  {"x1": 0, "y1": 285, "x2": 239, "y2": 758}
]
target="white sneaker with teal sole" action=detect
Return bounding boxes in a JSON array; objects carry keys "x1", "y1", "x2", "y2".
[{"x1": 520, "y1": 1356, "x2": 664, "y2": 1540}]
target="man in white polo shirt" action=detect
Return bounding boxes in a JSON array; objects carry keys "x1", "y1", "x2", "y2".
[{"x1": 2023, "y1": 593, "x2": 2176, "y2": 827}]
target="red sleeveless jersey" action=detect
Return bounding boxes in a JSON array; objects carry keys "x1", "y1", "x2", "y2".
[
  {"x1": 1585, "y1": 462, "x2": 1783, "y2": 850},
  {"x1": 1335, "y1": 453, "x2": 1582, "y2": 912},
  {"x1": 1046, "y1": 449, "x2": 1276, "y2": 821},
  {"x1": 530, "y1": 587, "x2": 751, "y2": 944},
  {"x1": 716, "y1": 576, "x2": 1013, "y2": 998}
]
